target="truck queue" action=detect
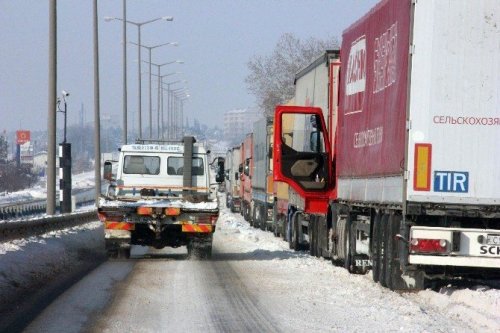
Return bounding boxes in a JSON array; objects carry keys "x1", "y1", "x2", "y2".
[{"x1": 224, "y1": 0, "x2": 500, "y2": 291}]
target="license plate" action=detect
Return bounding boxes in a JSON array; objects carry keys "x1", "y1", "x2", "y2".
[{"x1": 486, "y1": 234, "x2": 500, "y2": 246}]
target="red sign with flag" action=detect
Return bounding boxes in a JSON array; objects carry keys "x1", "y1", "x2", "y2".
[{"x1": 16, "y1": 130, "x2": 30, "y2": 145}]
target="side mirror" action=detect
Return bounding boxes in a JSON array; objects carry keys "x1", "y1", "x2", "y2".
[
  {"x1": 215, "y1": 174, "x2": 224, "y2": 183},
  {"x1": 214, "y1": 157, "x2": 225, "y2": 183},
  {"x1": 235, "y1": 172, "x2": 239, "y2": 181},
  {"x1": 103, "y1": 161, "x2": 113, "y2": 181}
]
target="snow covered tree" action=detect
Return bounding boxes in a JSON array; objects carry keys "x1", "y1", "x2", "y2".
[{"x1": 245, "y1": 33, "x2": 339, "y2": 116}]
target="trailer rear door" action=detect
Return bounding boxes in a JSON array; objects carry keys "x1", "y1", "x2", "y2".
[{"x1": 407, "y1": 0, "x2": 500, "y2": 205}]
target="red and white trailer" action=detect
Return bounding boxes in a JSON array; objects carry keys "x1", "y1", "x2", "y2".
[{"x1": 274, "y1": 0, "x2": 500, "y2": 290}]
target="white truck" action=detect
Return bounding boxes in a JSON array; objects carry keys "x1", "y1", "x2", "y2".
[
  {"x1": 98, "y1": 137, "x2": 224, "y2": 259},
  {"x1": 225, "y1": 146, "x2": 242, "y2": 213}
]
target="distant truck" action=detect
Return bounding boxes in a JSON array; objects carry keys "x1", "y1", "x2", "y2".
[
  {"x1": 225, "y1": 146, "x2": 242, "y2": 213},
  {"x1": 273, "y1": 0, "x2": 500, "y2": 290},
  {"x1": 239, "y1": 133, "x2": 253, "y2": 222},
  {"x1": 98, "y1": 137, "x2": 224, "y2": 259},
  {"x1": 251, "y1": 117, "x2": 275, "y2": 231}
]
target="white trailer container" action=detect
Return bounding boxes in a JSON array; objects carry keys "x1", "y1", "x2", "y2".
[
  {"x1": 336, "y1": 0, "x2": 500, "y2": 287},
  {"x1": 226, "y1": 146, "x2": 242, "y2": 213},
  {"x1": 402, "y1": 0, "x2": 500, "y2": 270},
  {"x1": 251, "y1": 117, "x2": 274, "y2": 230}
]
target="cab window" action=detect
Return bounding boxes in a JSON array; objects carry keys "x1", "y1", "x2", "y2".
[
  {"x1": 167, "y1": 157, "x2": 205, "y2": 176},
  {"x1": 123, "y1": 155, "x2": 160, "y2": 175}
]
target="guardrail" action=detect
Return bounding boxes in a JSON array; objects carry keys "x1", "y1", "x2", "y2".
[
  {"x1": 0, "y1": 210, "x2": 98, "y2": 242},
  {"x1": 0, "y1": 188, "x2": 96, "y2": 220}
]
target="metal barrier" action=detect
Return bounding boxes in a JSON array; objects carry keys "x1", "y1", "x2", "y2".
[
  {"x1": 0, "y1": 188, "x2": 96, "y2": 220},
  {"x1": 0, "y1": 210, "x2": 98, "y2": 242}
]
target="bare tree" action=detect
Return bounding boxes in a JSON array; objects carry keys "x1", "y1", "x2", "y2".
[{"x1": 246, "y1": 33, "x2": 338, "y2": 116}]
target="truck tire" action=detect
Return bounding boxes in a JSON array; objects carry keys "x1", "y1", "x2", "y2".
[
  {"x1": 371, "y1": 212, "x2": 382, "y2": 283},
  {"x1": 330, "y1": 206, "x2": 342, "y2": 266},
  {"x1": 259, "y1": 205, "x2": 266, "y2": 231},
  {"x1": 309, "y1": 215, "x2": 316, "y2": 257},
  {"x1": 379, "y1": 213, "x2": 389, "y2": 287},
  {"x1": 272, "y1": 204, "x2": 280, "y2": 237},
  {"x1": 343, "y1": 217, "x2": 355, "y2": 273},
  {"x1": 250, "y1": 203, "x2": 257, "y2": 228},
  {"x1": 107, "y1": 247, "x2": 130, "y2": 259},
  {"x1": 336, "y1": 217, "x2": 347, "y2": 266},
  {"x1": 316, "y1": 216, "x2": 327, "y2": 258},
  {"x1": 119, "y1": 247, "x2": 131, "y2": 259},
  {"x1": 289, "y1": 212, "x2": 300, "y2": 251},
  {"x1": 188, "y1": 236, "x2": 213, "y2": 260},
  {"x1": 385, "y1": 213, "x2": 413, "y2": 291},
  {"x1": 244, "y1": 202, "x2": 250, "y2": 221}
]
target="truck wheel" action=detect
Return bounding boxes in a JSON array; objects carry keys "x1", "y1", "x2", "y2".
[
  {"x1": 379, "y1": 214, "x2": 389, "y2": 287},
  {"x1": 244, "y1": 202, "x2": 249, "y2": 221},
  {"x1": 107, "y1": 249, "x2": 118, "y2": 259},
  {"x1": 199, "y1": 244, "x2": 212, "y2": 259},
  {"x1": 371, "y1": 212, "x2": 382, "y2": 283},
  {"x1": 188, "y1": 237, "x2": 213, "y2": 260},
  {"x1": 309, "y1": 215, "x2": 316, "y2": 257},
  {"x1": 272, "y1": 205, "x2": 280, "y2": 237},
  {"x1": 281, "y1": 215, "x2": 287, "y2": 241},
  {"x1": 343, "y1": 217, "x2": 355, "y2": 273},
  {"x1": 385, "y1": 213, "x2": 414, "y2": 291},
  {"x1": 117, "y1": 247, "x2": 131, "y2": 259},
  {"x1": 330, "y1": 207, "x2": 342, "y2": 266},
  {"x1": 250, "y1": 203, "x2": 256, "y2": 227},
  {"x1": 335, "y1": 217, "x2": 346, "y2": 266},
  {"x1": 289, "y1": 212, "x2": 300, "y2": 251},
  {"x1": 259, "y1": 205, "x2": 266, "y2": 231}
]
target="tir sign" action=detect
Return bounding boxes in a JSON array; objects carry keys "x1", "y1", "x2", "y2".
[{"x1": 433, "y1": 171, "x2": 469, "y2": 193}]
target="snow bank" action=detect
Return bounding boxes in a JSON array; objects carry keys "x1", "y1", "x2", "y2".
[
  {"x1": 0, "y1": 222, "x2": 105, "y2": 315},
  {"x1": 215, "y1": 193, "x2": 500, "y2": 332}
]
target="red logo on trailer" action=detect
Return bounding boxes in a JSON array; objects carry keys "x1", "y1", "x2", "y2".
[{"x1": 16, "y1": 130, "x2": 31, "y2": 145}]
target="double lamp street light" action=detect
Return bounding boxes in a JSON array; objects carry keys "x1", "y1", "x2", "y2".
[
  {"x1": 130, "y1": 41, "x2": 179, "y2": 138},
  {"x1": 143, "y1": 60, "x2": 184, "y2": 138},
  {"x1": 104, "y1": 15, "x2": 174, "y2": 141}
]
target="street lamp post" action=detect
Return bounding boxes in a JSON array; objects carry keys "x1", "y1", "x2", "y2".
[
  {"x1": 143, "y1": 60, "x2": 183, "y2": 138},
  {"x1": 104, "y1": 15, "x2": 173, "y2": 139},
  {"x1": 156, "y1": 73, "x2": 182, "y2": 138},
  {"x1": 170, "y1": 88, "x2": 187, "y2": 139},
  {"x1": 131, "y1": 42, "x2": 178, "y2": 138},
  {"x1": 163, "y1": 82, "x2": 183, "y2": 139},
  {"x1": 176, "y1": 94, "x2": 189, "y2": 137},
  {"x1": 174, "y1": 91, "x2": 189, "y2": 138}
]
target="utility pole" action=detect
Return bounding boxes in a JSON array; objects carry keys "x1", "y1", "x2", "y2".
[
  {"x1": 47, "y1": 0, "x2": 57, "y2": 215},
  {"x1": 122, "y1": 0, "x2": 128, "y2": 145},
  {"x1": 93, "y1": 0, "x2": 101, "y2": 205}
]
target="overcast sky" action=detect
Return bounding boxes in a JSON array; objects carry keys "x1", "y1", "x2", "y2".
[{"x1": 0, "y1": 0, "x2": 378, "y2": 134}]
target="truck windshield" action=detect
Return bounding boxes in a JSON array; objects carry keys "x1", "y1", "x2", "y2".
[
  {"x1": 123, "y1": 155, "x2": 160, "y2": 175},
  {"x1": 167, "y1": 157, "x2": 205, "y2": 176}
]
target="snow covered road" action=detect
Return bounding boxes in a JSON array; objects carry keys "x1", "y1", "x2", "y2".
[{"x1": 15, "y1": 203, "x2": 500, "y2": 332}]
